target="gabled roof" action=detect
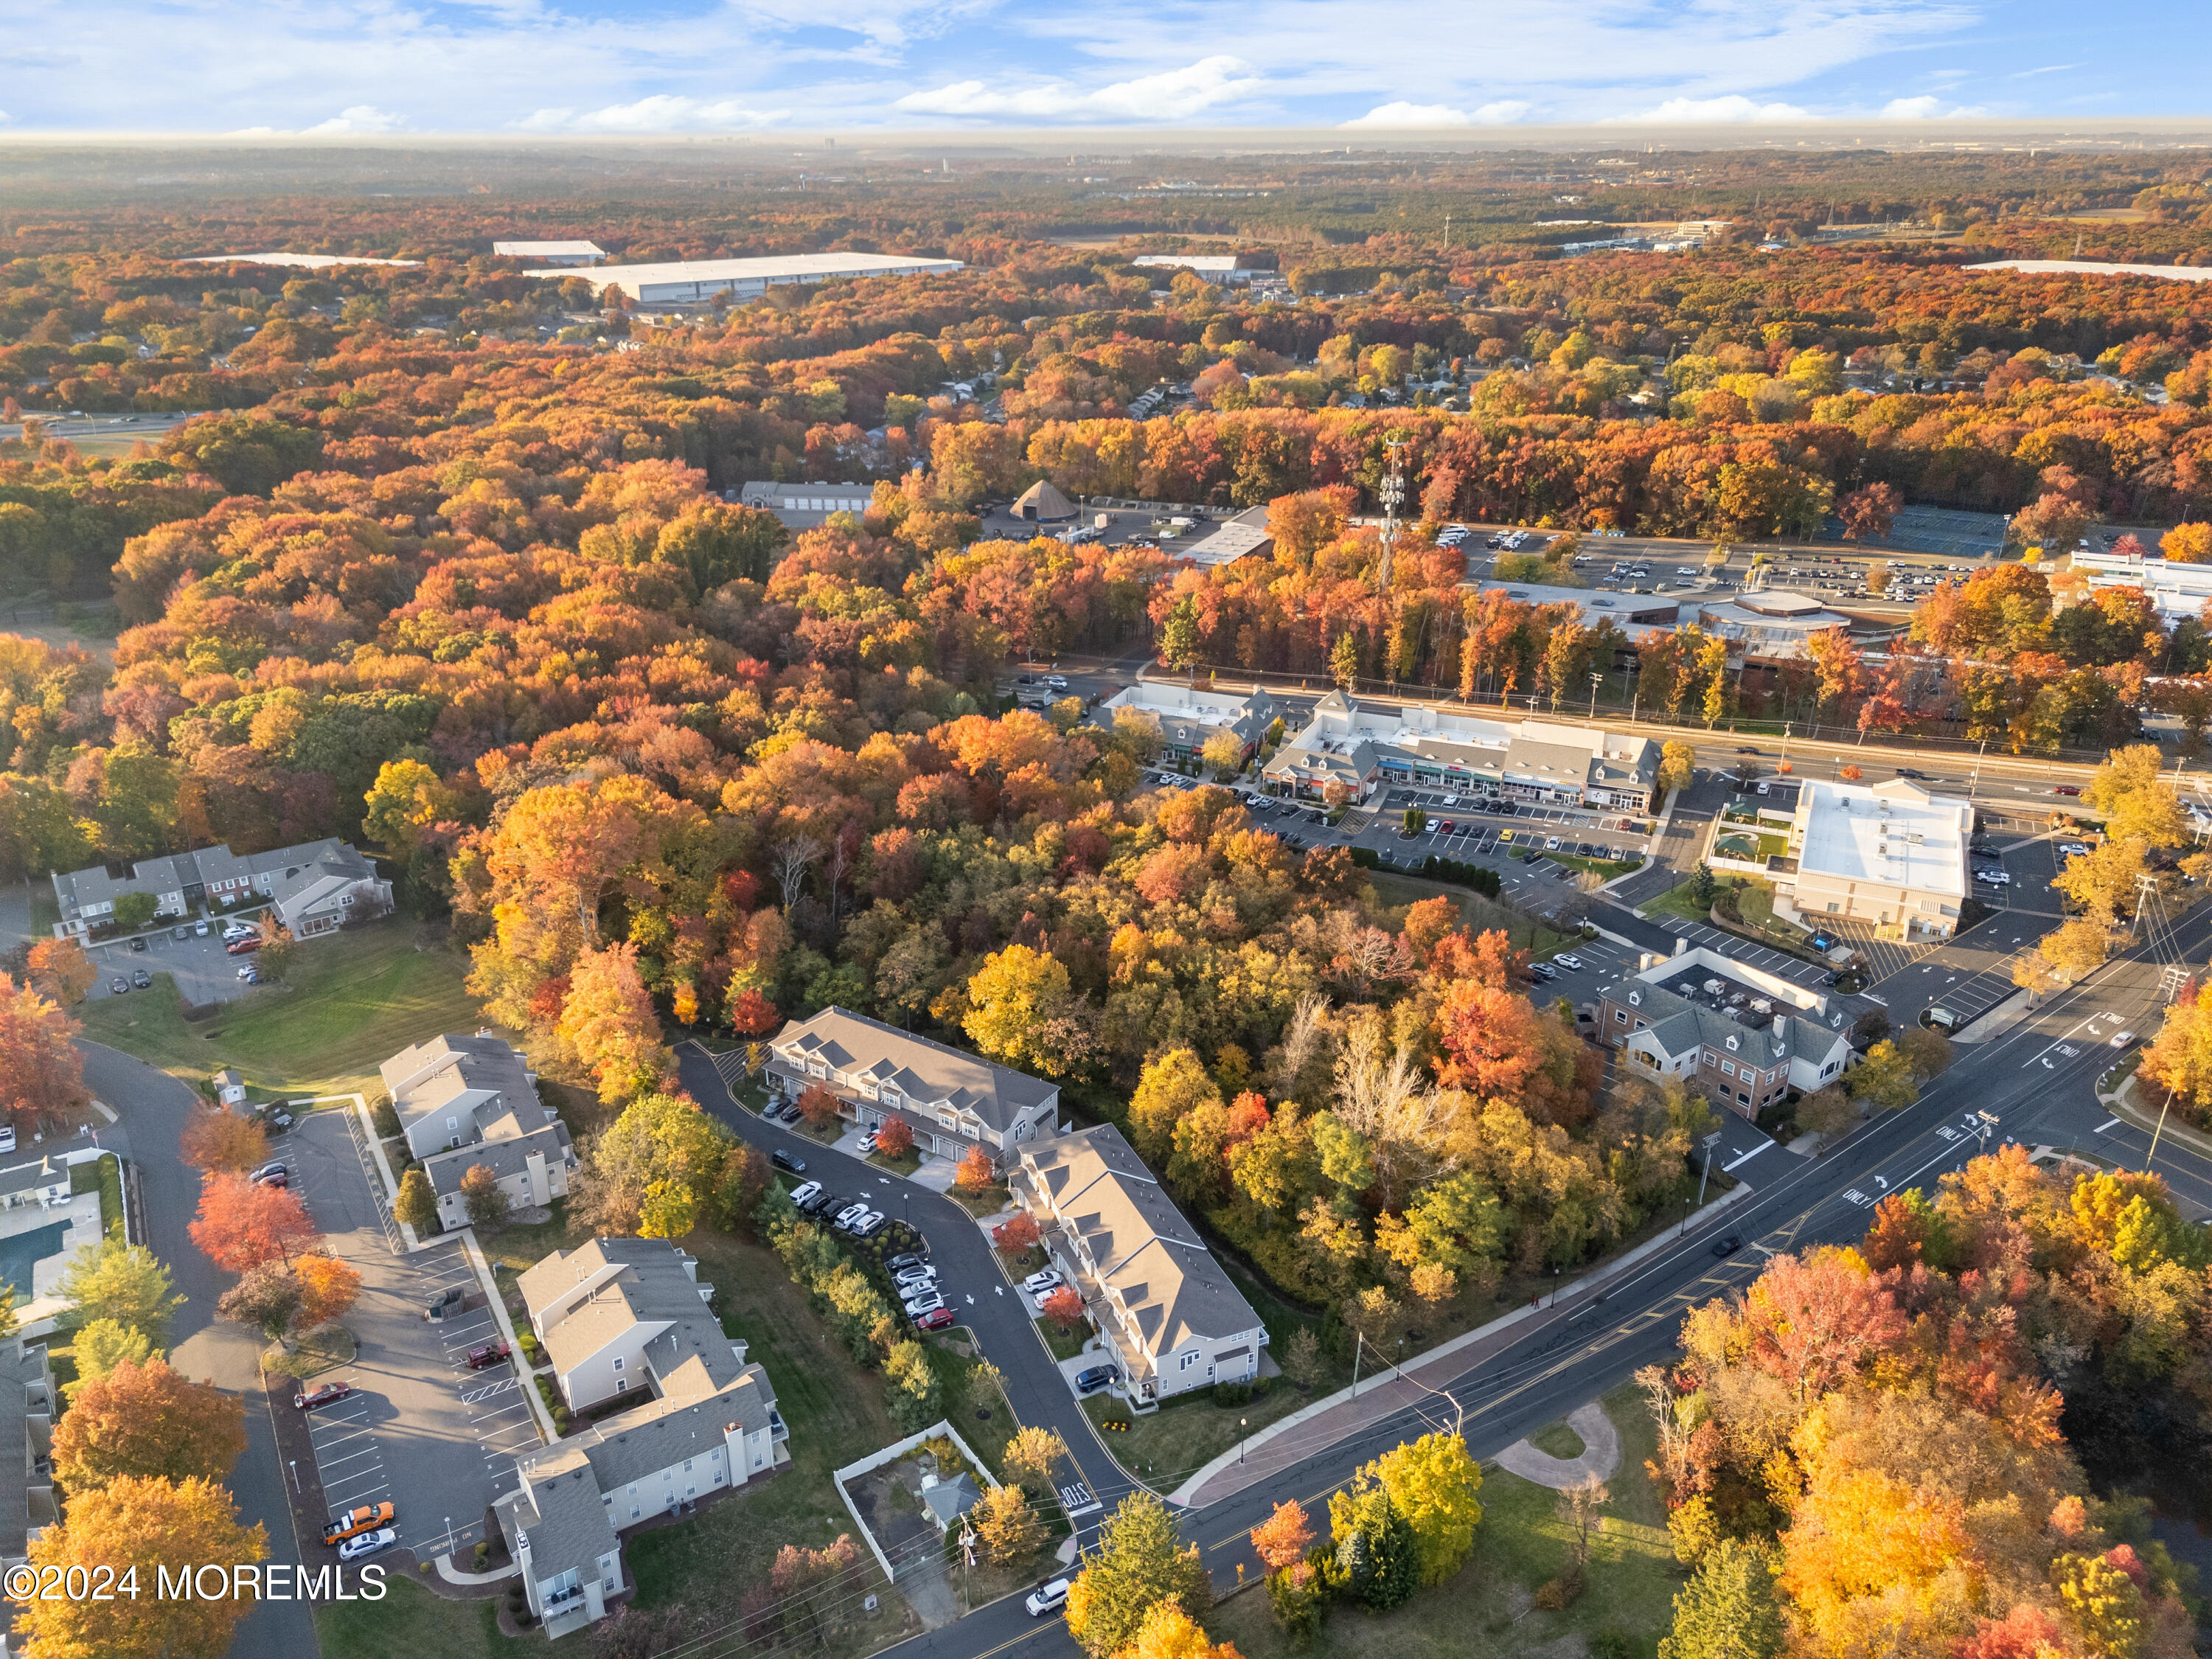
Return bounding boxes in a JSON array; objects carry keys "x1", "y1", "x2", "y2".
[
  {"x1": 520, "y1": 1238, "x2": 714, "y2": 1379},
  {"x1": 498, "y1": 1450, "x2": 617, "y2": 1585},
  {"x1": 769, "y1": 1008, "x2": 1056, "y2": 1133},
  {"x1": 381, "y1": 1033, "x2": 533, "y2": 1133}
]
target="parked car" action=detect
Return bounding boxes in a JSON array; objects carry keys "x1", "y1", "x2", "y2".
[
  {"x1": 130, "y1": 935, "x2": 147, "y2": 953},
  {"x1": 465, "y1": 1341, "x2": 512, "y2": 1370},
  {"x1": 425, "y1": 1287, "x2": 464, "y2": 1321},
  {"x1": 1026, "y1": 1579, "x2": 1073, "y2": 1617},
  {"x1": 799, "y1": 1187, "x2": 835, "y2": 1214},
  {"x1": 249, "y1": 1161, "x2": 288, "y2": 1188},
  {"x1": 914, "y1": 1306, "x2": 955, "y2": 1332},
  {"x1": 770, "y1": 1149, "x2": 806, "y2": 1175},
  {"x1": 0, "y1": 1125, "x2": 15, "y2": 1155},
  {"x1": 887, "y1": 1253, "x2": 929, "y2": 1275},
  {"x1": 173, "y1": 924, "x2": 191, "y2": 940},
  {"x1": 851, "y1": 1212, "x2": 886, "y2": 1239},
  {"x1": 226, "y1": 938, "x2": 260, "y2": 956},
  {"x1": 1021, "y1": 1269, "x2": 1065, "y2": 1295},
  {"x1": 1551, "y1": 953, "x2": 1583, "y2": 972},
  {"x1": 108, "y1": 977, "x2": 128, "y2": 995},
  {"x1": 903, "y1": 1291, "x2": 947, "y2": 1318},
  {"x1": 322, "y1": 1503, "x2": 396, "y2": 1545},
  {"x1": 294, "y1": 1381, "x2": 353, "y2": 1411},
  {"x1": 1711, "y1": 1234, "x2": 1742, "y2": 1259},
  {"x1": 894, "y1": 1268, "x2": 937, "y2": 1293},
  {"x1": 857, "y1": 1129, "x2": 880, "y2": 1153},
  {"x1": 2059, "y1": 841, "x2": 2088, "y2": 857},
  {"x1": 789, "y1": 1180, "x2": 822, "y2": 1208},
  {"x1": 777, "y1": 1100, "x2": 805, "y2": 1124},
  {"x1": 1073, "y1": 1364, "x2": 1118, "y2": 1394},
  {"x1": 221, "y1": 922, "x2": 255, "y2": 940},
  {"x1": 830, "y1": 1202, "x2": 869, "y2": 1232},
  {"x1": 338, "y1": 1526, "x2": 398, "y2": 1564},
  {"x1": 194, "y1": 920, "x2": 210, "y2": 937},
  {"x1": 237, "y1": 965, "x2": 262, "y2": 982},
  {"x1": 1527, "y1": 961, "x2": 1558, "y2": 982}
]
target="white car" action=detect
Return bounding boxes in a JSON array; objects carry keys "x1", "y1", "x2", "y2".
[
  {"x1": 1545, "y1": 836, "x2": 1562, "y2": 851},
  {"x1": 2111, "y1": 1030, "x2": 2137, "y2": 1048},
  {"x1": 1551, "y1": 953, "x2": 1583, "y2": 972},
  {"x1": 894, "y1": 1269, "x2": 938, "y2": 1293},
  {"x1": 1021, "y1": 1270, "x2": 1065, "y2": 1296},
  {"x1": 790, "y1": 1181, "x2": 822, "y2": 1208},
  {"x1": 1043, "y1": 675, "x2": 1068, "y2": 692},
  {"x1": 2059, "y1": 842, "x2": 2088, "y2": 857},
  {"x1": 338, "y1": 1526, "x2": 397, "y2": 1563},
  {"x1": 851, "y1": 1212, "x2": 886, "y2": 1238},
  {"x1": 221, "y1": 925, "x2": 255, "y2": 942},
  {"x1": 903, "y1": 1291, "x2": 947, "y2": 1318},
  {"x1": 1026, "y1": 1579, "x2": 1072, "y2": 1617},
  {"x1": 831, "y1": 1203, "x2": 869, "y2": 1232}
]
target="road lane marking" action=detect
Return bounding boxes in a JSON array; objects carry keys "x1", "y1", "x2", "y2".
[{"x1": 1722, "y1": 1142, "x2": 1770, "y2": 1172}]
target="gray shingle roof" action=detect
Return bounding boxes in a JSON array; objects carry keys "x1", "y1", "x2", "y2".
[
  {"x1": 769, "y1": 1008, "x2": 1055, "y2": 1135},
  {"x1": 422, "y1": 1119, "x2": 572, "y2": 1199},
  {"x1": 498, "y1": 1450, "x2": 618, "y2": 1585},
  {"x1": 380, "y1": 1033, "x2": 534, "y2": 1135}
]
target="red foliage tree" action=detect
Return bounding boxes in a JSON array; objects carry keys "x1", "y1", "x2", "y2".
[
  {"x1": 874, "y1": 1116, "x2": 914, "y2": 1158},
  {"x1": 994, "y1": 1212, "x2": 1042, "y2": 1253},
  {"x1": 187, "y1": 1174, "x2": 324, "y2": 1272},
  {"x1": 956, "y1": 1145, "x2": 995, "y2": 1194},
  {"x1": 727, "y1": 988, "x2": 781, "y2": 1037},
  {"x1": 796, "y1": 1082, "x2": 843, "y2": 1133},
  {"x1": 1039, "y1": 1285, "x2": 1086, "y2": 1333}
]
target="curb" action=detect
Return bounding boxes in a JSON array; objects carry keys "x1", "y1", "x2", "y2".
[
  {"x1": 2107, "y1": 1076, "x2": 2212, "y2": 1160},
  {"x1": 1168, "y1": 1180, "x2": 1754, "y2": 1506},
  {"x1": 457, "y1": 1228, "x2": 560, "y2": 1444}
]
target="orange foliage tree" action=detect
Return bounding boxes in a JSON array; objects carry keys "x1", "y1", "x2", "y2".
[
  {"x1": 178, "y1": 1105, "x2": 269, "y2": 1174},
  {"x1": 49, "y1": 1357, "x2": 247, "y2": 1494},
  {"x1": 187, "y1": 1173, "x2": 324, "y2": 1272}
]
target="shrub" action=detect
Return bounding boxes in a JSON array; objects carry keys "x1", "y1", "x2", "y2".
[
  {"x1": 1533, "y1": 1566, "x2": 1585, "y2": 1610},
  {"x1": 1213, "y1": 1381, "x2": 1252, "y2": 1407},
  {"x1": 371, "y1": 1097, "x2": 402, "y2": 1139}
]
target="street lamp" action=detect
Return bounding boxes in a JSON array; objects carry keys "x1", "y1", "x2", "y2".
[
  {"x1": 1239, "y1": 1417, "x2": 1248, "y2": 1463},
  {"x1": 288, "y1": 1459, "x2": 299, "y2": 1493}
]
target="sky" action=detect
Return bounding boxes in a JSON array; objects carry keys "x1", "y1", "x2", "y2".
[{"x1": 0, "y1": 0, "x2": 2203, "y2": 136}]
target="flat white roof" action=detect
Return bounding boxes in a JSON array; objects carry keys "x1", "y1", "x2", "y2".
[
  {"x1": 1133, "y1": 255, "x2": 1245, "y2": 272},
  {"x1": 526, "y1": 253, "x2": 963, "y2": 296},
  {"x1": 494, "y1": 240, "x2": 605, "y2": 258},
  {"x1": 182, "y1": 252, "x2": 420, "y2": 269},
  {"x1": 1796, "y1": 779, "x2": 1968, "y2": 899},
  {"x1": 1966, "y1": 259, "x2": 2212, "y2": 284}
]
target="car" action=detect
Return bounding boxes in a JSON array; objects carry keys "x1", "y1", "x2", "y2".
[
  {"x1": 129, "y1": 935, "x2": 147, "y2": 953},
  {"x1": 465, "y1": 1340, "x2": 512, "y2": 1370},
  {"x1": 338, "y1": 1527, "x2": 398, "y2": 1564},
  {"x1": 1014, "y1": 674, "x2": 1037, "y2": 686},
  {"x1": 789, "y1": 1180, "x2": 823, "y2": 1208},
  {"x1": 293, "y1": 1381, "x2": 353, "y2": 1411},
  {"x1": 1896, "y1": 768, "x2": 1927, "y2": 781},
  {"x1": 1522, "y1": 849, "x2": 1540, "y2": 864},
  {"x1": 1527, "y1": 961, "x2": 1558, "y2": 982},
  {"x1": 1026, "y1": 1579, "x2": 1074, "y2": 1618},
  {"x1": 237, "y1": 964, "x2": 261, "y2": 981},
  {"x1": 1735, "y1": 746, "x2": 1760, "y2": 755},
  {"x1": 0, "y1": 1125, "x2": 14, "y2": 1155},
  {"x1": 173, "y1": 924, "x2": 191, "y2": 940},
  {"x1": 914, "y1": 1306, "x2": 955, "y2": 1332},
  {"x1": 1022, "y1": 1269, "x2": 1065, "y2": 1295},
  {"x1": 2111, "y1": 1030, "x2": 2138, "y2": 1048},
  {"x1": 1073, "y1": 1364, "x2": 1119, "y2": 1394},
  {"x1": 857, "y1": 1129, "x2": 880, "y2": 1153},
  {"x1": 894, "y1": 1267, "x2": 938, "y2": 1292},
  {"x1": 1711, "y1": 1234, "x2": 1743, "y2": 1258},
  {"x1": 831, "y1": 1202, "x2": 869, "y2": 1232},
  {"x1": 250, "y1": 1161, "x2": 288, "y2": 1187},
  {"x1": 194, "y1": 920, "x2": 210, "y2": 936},
  {"x1": 1044, "y1": 675, "x2": 1069, "y2": 692},
  {"x1": 1552, "y1": 953, "x2": 1583, "y2": 971},
  {"x1": 425, "y1": 1287, "x2": 465, "y2": 1321},
  {"x1": 887, "y1": 1252, "x2": 929, "y2": 1274},
  {"x1": 770, "y1": 1148, "x2": 806, "y2": 1175},
  {"x1": 852, "y1": 1212, "x2": 887, "y2": 1239},
  {"x1": 1545, "y1": 836, "x2": 1562, "y2": 851},
  {"x1": 777, "y1": 1100, "x2": 805, "y2": 1124},
  {"x1": 903, "y1": 1291, "x2": 947, "y2": 1318},
  {"x1": 321, "y1": 1503, "x2": 395, "y2": 1546},
  {"x1": 799, "y1": 1187, "x2": 835, "y2": 1214},
  {"x1": 226, "y1": 937, "x2": 260, "y2": 956},
  {"x1": 2053, "y1": 785, "x2": 2081, "y2": 797},
  {"x1": 2059, "y1": 841, "x2": 2089, "y2": 857}
]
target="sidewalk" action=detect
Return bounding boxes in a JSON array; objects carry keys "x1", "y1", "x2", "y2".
[{"x1": 1171, "y1": 1180, "x2": 1751, "y2": 1508}]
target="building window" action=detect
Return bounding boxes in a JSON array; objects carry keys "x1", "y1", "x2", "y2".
[
  {"x1": 1720, "y1": 1061, "x2": 1735, "y2": 1077},
  {"x1": 1702, "y1": 1050, "x2": 1717, "y2": 1065},
  {"x1": 1613, "y1": 1009, "x2": 1627, "y2": 1023},
  {"x1": 613, "y1": 1357, "x2": 624, "y2": 1371},
  {"x1": 1179, "y1": 1352, "x2": 1197, "y2": 1371},
  {"x1": 616, "y1": 1378, "x2": 628, "y2": 1394}
]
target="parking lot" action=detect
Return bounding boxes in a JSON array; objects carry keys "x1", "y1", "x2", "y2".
[
  {"x1": 286, "y1": 1110, "x2": 542, "y2": 1565},
  {"x1": 87, "y1": 911, "x2": 270, "y2": 1007}
]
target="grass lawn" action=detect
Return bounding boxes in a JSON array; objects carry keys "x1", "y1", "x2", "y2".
[
  {"x1": 1530, "y1": 1420, "x2": 1586, "y2": 1458},
  {"x1": 1549, "y1": 852, "x2": 1646, "y2": 883},
  {"x1": 1211, "y1": 1384, "x2": 1683, "y2": 1659},
  {"x1": 77, "y1": 919, "x2": 482, "y2": 1101},
  {"x1": 623, "y1": 1228, "x2": 912, "y2": 1646},
  {"x1": 868, "y1": 1146, "x2": 923, "y2": 1177},
  {"x1": 1370, "y1": 872, "x2": 1572, "y2": 956},
  {"x1": 949, "y1": 1183, "x2": 1009, "y2": 1218},
  {"x1": 1638, "y1": 877, "x2": 1714, "y2": 925},
  {"x1": 1082, "y1": 1378, "x2": 1306, "y2": 1494},
  {"x1": 69, "y1": 1152, "x2": 123, "y2": 1238},
  {"x1": 314, "y1": 1573, "x2": 516, "y2": 1659},
  {"x1": 1038, "y1": 1316, "x2": 1090, "y2": 1360}
]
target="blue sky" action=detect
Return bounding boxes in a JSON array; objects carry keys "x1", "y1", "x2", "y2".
[{"x1": 1, "y1": 0, "x2": 2201, "y2": 135}]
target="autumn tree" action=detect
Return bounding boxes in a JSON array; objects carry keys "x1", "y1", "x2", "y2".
[
  {"x1": 293, "y1": 1253, "x2": 361, "y2": 1330},
  {"x1": 66, "y1": 1320, "x2": 155, "y2": 1396},
  {"x1": 0, "y1": 971, "x2": 88, "y2": 1127},
  {"x1": 2053, "y1": 838, "x2": 2154, "y2": 925},
  {"x1": 178, "y1": 1105, "x2": 269, "y2": 1174},
  {"x1": 215, "y1": 1264, "x2": 301, "y2": 1343},
  {"x1": 560, "y1": 942, "x2": 673, "y2": 1106},
  {"x1": 963, "y1": 943, "x2": 1092, "y2": 1079},
  {"x1": 1004, "y1": 1425, "x2": 1069, "y2": 1494},
  {"x1": 50, "y1": 1357, "x2": 246, "y2": 1493},
  {"x1": 1251, "y1": 1498, "x2": 1315, "y2": 1571},
  {"x1": 12, "y1": 1475, "x2": 267, "y2": 1659},
  {"x1": 187, "y1": 1173, "x2": 323, "y2": 1271},
  {"x1": 1065, "y1": 1492, "x2": 1212, "y2": 1658},
  {"x1": 1656, "y1": 740, "x2": 1697, "y2": 797},
  {"x1": 1836, "y1": 481, "x2": 1900, "y2": 543},
  {"x1": 956, "y1": 1144, "x2": 996, "y2": 1196},
  {"x1": 570, "y1": 1091, "x2": 732, "y2": 1235},
  {"x1": 460, "y1": 1163, "x2": 510, "y2": 1229},
  {"x1": 874, "y1": 1116, "x2": 915, "y2": 1158},
  {"x1": 1658, "y1": 1538, "x2": 1785, "y2": 1659},
  {"x1": 58, "y1": 1238, "x2": 181, "y2": 1343},
  {"x1": 394, "y1": 1166, "x2": 438, "y2": 1231},
  {"x1": 1040, "y1": 1285, "x2": 1087, "y2": 1333},
  {"x1": 1370, "y1": 1431, "x2": 1484, "y2": 1587},
  {"x1": 1555, "y1": 1471, "x2": 1609, "y2": 1571},
  {"x1": 2039, "y1": 917, "x2": 2112, "y2": 984},
  {"x1": 1845, "y1": 1040, "x2": 1917, "y2": 1110},
  {"x1": 1107, "y1": 1603, "x2": 1242, "y2": 1659},
  {"x1": 796, "y1": 1081, "x2": 843, "y2": 1133},
  {"x1": 972, "y1": 1481, "x2": 1044, "y2": 1564},
  {"x1": 25, "y1": 937, "x2": 94, "y2": 1005},
  {"x1": 1129, "y1": 1047, "x2": 1223, "y2": 1166},
  {"x1": 995, "y1": 1211, "x2": 1041, "y2": 1254}
]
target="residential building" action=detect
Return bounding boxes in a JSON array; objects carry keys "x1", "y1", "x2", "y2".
[
  {"x1": 212, "y1": 1068, "x2": 247, "y2": 1107},
  {"x1": 735, "y1": 479, "x2": 876, "y2": 530},
  {"x1": 0, "y1": 1160, "x2": 72, "y2": 1214},
  {"x1": 493, "y1": 240, "x2": 605, "y2": 264},
  {"x1": 502, "y1": 1239, "x2": 788, "y2": 1636},
  {"x1": 50, "y1": 838, "x2": 392, "y2": 941},
  {"x1": 1595, "y1": 945, "x2": 1856, "y2": 1119},
  {"x1": 379, "y1": 1035, "x2": 574, "y2": 1228},
  {"x1": 1012, "y1": 1124, "x2": 1266, "y2": 1405},
  {"x1": 764, "y1": 1008, "x2": 1059, "y2": 1166},
  {"x1": 523, "y1": 253, "x2": 964, "y2": 307},
  {"x1": 1262, "y1": 692, "x2": 1660, "y2": 811},
  {"x1": 1131, "y1": 254, "x2": 1261, "y2": 285},
  {"x1": 1778, "y1": 777, "x2": 1971, "y2": 942},
  {"x1": 1088, "y1": 683, "x2": 1278, "y2": 768},
  {"x1": 0, "y1": 1337, "x2": 55, "y2": 1568},
  {"x1": 1966, "y1": 259, "x2": 2212, "y2": 285}
]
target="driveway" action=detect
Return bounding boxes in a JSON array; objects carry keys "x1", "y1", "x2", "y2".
[
  {"x1": 676, "y1": 1046, "x2": 1115, "y2": 1535},
  {"x1": 285, "y1": 1110, "x2": 542, "y2": 1564}
]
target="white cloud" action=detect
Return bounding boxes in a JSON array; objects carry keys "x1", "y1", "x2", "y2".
[
  {"x1": 2010, "y1": 63, "x2": 2079, "y2": 78},
  {"x1": 1624, "y1": 94, "x2": 1811, "y2": 123},
  {"x1": 302, "y1": 105, "x2": 405, "y2": 135},
  {"x1": 1341, "y1": 99, "x2": 1530, "y2": 128},
  {"x1": 516, "y1": 97, "x2": 787, "y2": 133},
  {"x1": 894, "y1": 54, "x2": 1263, "y2": 121},
  {"x1": 1878, "y1": 94, "x2": 1984, "y2": 118}
]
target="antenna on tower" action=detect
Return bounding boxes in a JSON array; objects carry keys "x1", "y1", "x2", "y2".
[{"x1": 1376, "y1": 434, "x2": 1408, "y2": 596}]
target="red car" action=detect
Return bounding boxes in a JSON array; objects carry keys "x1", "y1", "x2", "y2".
[
  {"x1": 226, "y1": 937, "x2": 261, "y2": 955},
  {"x1": 1439, "y1": 820, "x2": 1456, "y2": 834},
  {"x1": 293, "y1": 1381, "x2": 353, "y2": 1412},
  {"x1": 914, "y1": 1307, "x2": 954, "y2": 1332},
  {"x1": 465, "y1": 1341, "x2": 512, "y2": 1370}
]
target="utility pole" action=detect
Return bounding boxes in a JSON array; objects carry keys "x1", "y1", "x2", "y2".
[
  {"x1": 1589, "y1": 671, "x2": 1603, "y2": 719},
  {"x1": 2147, "y1": 1087, "x2": 2176, "y2": 1173},
  {"x1": 1350, "y1": 1330, "x2": 1365, "y2": 1398},
  {"x1": 1683, "y1": 1131, "x2": 1721, "y2": 1234}
]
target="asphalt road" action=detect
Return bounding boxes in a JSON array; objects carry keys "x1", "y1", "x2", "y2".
[{"x1": 77, "y1": 1040, "x2": 317, "y2": 1659}]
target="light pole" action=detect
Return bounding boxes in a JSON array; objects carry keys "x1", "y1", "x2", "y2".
[
  {"x1": 1239, "y1": 1417, "x2": 1248, "y2": 1463},
  {"x1": 2146, "y1": 1088, "x2": 2175, "y2": 1174},
  {"x1": 288, "y1": 1459, "x2": 299, "y2": 1493}
]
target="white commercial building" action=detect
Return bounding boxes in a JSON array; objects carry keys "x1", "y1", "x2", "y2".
[
  {"x1": 2068, "y1": 548, "x2": 2212, "y2": 622},
  {"x1": 180, "y1": 253, "x2": 420, "y2": 269},
  {"x1": 1966, "y1": 260, "x2": 2212, "y2": 285},
  {"x1": 526, "y1": 252, "x2": 964, "y2": 306},
  {"x1": 494, "y1": 240, "x2": 605, "y2": 264},
  {"x1": 1132, "y1": 254, "x2": 1260, "y2": 285},
  {"x1": 1779, "y1": 777, "x2": 1971, "y2": 942}
]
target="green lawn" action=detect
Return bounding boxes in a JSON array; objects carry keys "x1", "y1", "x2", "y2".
[
  {"x1": 1530, "y1": 1420, "x2": 1586, "y2": 1459},
  {"x1": 1211, "y1": 1385, "x2": 1683, "y2": 1659},
  {"x1": 1083, "y1": 1378, "x2": 1307, "y2": 1495},
  {"x1": 1371, "y1": 872, "x2": 1573, "y2": 956},
  {"x1": 622, "y1": 1228, "x2": 913, "y2": 1649},
  {"x1": 1549, "y1": 852, "x2": 1646, "y2": 883},
  {"x1": 76, "y1": 919, "x2": 483, "y2": 1100},
  {"x1": 314, "y1": 1573, "x2": 517, "y2": 1659},
  {"x1": 69, "y1": 1152, "x2": 123, "y2": 1238},
  {"x1": 1639, "y1": 877, "x2": 1715, "y2": 925}
]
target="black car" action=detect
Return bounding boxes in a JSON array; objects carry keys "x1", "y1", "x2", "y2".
[
  {"x1": 1711, "y1": 1234, "x2": 1743, "y2": 1258},
  {"x1": 130, "y1": 935, "x2": 147, "y2": 952},
  {"x1": 887, "y1": 1252, "x2": 929, "y2": 1274},
  {"x1": 131, "y1": 968, "x2": 152, "y2": 989},
  {"x1": 1074, "y1": 1364, "x2": 1119, "y2": 1394},
  {"x1": 249, "y1": 1161, "x2": 288, "y2": 1188},
  {"x1": 1896, "y1": 768, "x2": 1926, "y2": 780},
  {"x1": 771, "y1": 1148, "x2": 806, "y2": 1175},
  {"x1": 778, "y1": 1101, "x2": 805, "y2": 1124}
]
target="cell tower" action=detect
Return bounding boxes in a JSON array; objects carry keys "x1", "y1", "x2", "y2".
[{"x1": 1376, "y1": 434, "x2": 1408, "y2": 595}]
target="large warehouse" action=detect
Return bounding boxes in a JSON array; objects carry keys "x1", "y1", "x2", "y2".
[{"x1": 525, "y1": 252, "x2": 964, "y2": 305}]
